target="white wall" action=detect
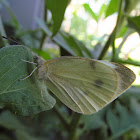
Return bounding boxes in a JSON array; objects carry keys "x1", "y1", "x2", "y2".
[{"x1": 0, "y1": 0, "x2": 44, "y2": 29}]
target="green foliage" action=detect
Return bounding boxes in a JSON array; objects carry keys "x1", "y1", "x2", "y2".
[
  {"x1": 80, "y1": 107, "x2": 107, "y2": 131},
  {"x1": 127, "y1": 16, "x2": 140, "y2": 34},
  {"x1": 107, "y1": 99, "x2": 140, "y2": 139},
  {"x1": 117, "y1": 24, "x2": 128, "y2": 38},
  {"x1": 105, "y1": 0, "x2": 119, "y2": 17},
  {"x1": 37, "y1": 18, "x2": 92, "y2": 57},
  {"x1": 124, "y1": 0, "x2": 139, "y2": 14},
  {"x1": 83, "y1": 3, "x2": 107, "y2": 22},
  {"x1": 0, "y1": 0, "x2": 140, "y2": 140},
  {"x1": 0, "y1": 111, "x2": 40, "y2": 140},
  {"x1": 46, "y1": 0, "x2": 70, "y2": 36},
  {"x1": 83, "y1": 3, "x2": 98, "y2": 22},
  {"x1": 0, "y1": 45, "x2": 55, "y2": 116}
]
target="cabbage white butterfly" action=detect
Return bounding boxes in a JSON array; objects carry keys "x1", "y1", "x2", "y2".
[{"x1": 25, "y1": 56, "x2": 136, "y2": 115}]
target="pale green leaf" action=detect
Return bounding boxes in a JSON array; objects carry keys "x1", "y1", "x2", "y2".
[
  {"x1": 98, "y1": 4, "x2": 107, "y2": 18},
  {"x1": 83, "y1": 3, "x2": 98, "y2": 22}
]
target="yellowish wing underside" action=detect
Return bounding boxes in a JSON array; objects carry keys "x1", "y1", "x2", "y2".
[{"x1": 44, "y1": 57, "x2": 135, "y2": 114}]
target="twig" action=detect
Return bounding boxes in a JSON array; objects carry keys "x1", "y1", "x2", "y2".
[
  {"x1": 69, "y1": 113, "x2": 81, "y2": 140},
  {"x1": 98, "y1": 0, "x2": 124, "y2": 60},
  {"x1": 114, "y1": 59, "x2": 140, "y2": 67},
  {"x1": 98, "y1": 32, "x2": 113, "y2": 60},
  {"x1": 111, "y1": 0, "x2": 123, "y2": 61}
]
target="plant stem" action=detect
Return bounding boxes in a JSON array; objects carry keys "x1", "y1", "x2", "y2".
[
  {"x1": 69, "y1": 113, "x2": 81, "y2": 140},
  {"x1": 114, "y1": 59, "x2": 140, "y2": 67},
  {"x1": 98, "y1": 32, "x2": 113, "y2": 60},
  {"x1": 53, "y1": 105, "x2": 70, "y2": 131},
  {"x1": 111, "y1": 0, "x2": 123, "y2": 61},
  {"x1": 39, "y1": 33, "x2": 46, "y2": 50},
  {"x1": 98, "y1": 0, "x2": 124, "y2": 60}
]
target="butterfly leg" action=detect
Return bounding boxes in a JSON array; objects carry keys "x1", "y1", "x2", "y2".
[
  {"x1": 18, "y1": 59, "x2": 38, "y2": 81},
  {"x1": 18, "y1": 66, "x2": 38, "y2": 81}
]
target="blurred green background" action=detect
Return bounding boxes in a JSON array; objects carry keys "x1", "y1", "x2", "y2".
[{"x1": 0, "y1": 0, "x2": 140, "y2": 140}]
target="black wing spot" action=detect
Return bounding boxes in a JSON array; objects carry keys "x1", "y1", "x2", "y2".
[{"x1": 94, "y1": 80, "x2": 103, "y2": 88}]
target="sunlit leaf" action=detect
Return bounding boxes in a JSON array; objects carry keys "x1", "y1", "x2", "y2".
[
  {"x1": 105, "y1": 0, "x2": 119, "y2": 17},
  {"x1": 83, "y1": 3, "x2": 98, "y2": 22},
  {"x1": 117, "y1": 24, "x2": 128, "y2": 38},
  {"x1": 98, "y1": 4, "x2": 107, "y2": 18}
]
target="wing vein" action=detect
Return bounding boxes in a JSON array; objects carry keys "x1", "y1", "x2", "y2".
[{"x1": 48, "y1": 76, "x2": 84, "y2": 113}]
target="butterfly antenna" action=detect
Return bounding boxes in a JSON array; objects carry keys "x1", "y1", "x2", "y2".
[
  {"x1": 1, "y1": 35, "x2": 23, "y2": 45},
  {"x1": 21, "y1": 59, "x2": 37, "y2": 65}
]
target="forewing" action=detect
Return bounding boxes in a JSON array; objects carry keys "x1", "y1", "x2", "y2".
[
  {"x1": 44, "y1": 57, "x2": 135, "y2": 114},
  {"x1": 101, "y1": 61, "x2": 136, "y2": 99}
]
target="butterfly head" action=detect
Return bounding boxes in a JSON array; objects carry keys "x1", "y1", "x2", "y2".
[{"x1": 33, "y1": 55, "x2": 48, "y2": 81}]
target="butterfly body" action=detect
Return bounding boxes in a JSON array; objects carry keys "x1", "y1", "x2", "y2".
[{"x1": 34, "y1": 56, "x2": 136, "y2": 114}]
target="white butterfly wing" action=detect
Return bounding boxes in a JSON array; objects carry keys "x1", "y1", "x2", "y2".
[{"x1": 43, "y1": 57, "x2": 135, "y2": 114}]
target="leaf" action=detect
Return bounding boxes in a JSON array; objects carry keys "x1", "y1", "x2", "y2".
[
  {"x1": 124, "y1": 0, "x2": 139, "y2": 14},
  {"x1": 32, "y1": 49, "x2": 52, "y2": 60},
  {"x1": 0, "y1": 135, "x2": 12, "y2": 140},
  {"x1": 36, "y1": 17, "x2": 52, "y2": 36},
  {"x1": 117, "y1": 24, "x2": 128, "y2": 38},
  {"x1": 0, "y1": 0, "x2": 19, "y2": 29},
  {"x1": 36, "y1": 18, "x2": 92, "y2": 57},
  {"x1": 83, "y1": 3, "x2": 98, "y2": 22},
  {"x1": 98, "y1": 4, "x2": 107, "y2": 18},
  {"x1": 47, "y1": 0, "x2": 70, "y2": 36},
  {"x1": 0, "y1": 111, "x2": 41, "y2": 140},
  {"x1": 107, "y1": 99, "x2": 140, "y2": 139},
  {"x1": 55, "y1": 31, "x2": 92, "y2": 57},
  {"x1": 127, "y1": 16, "x2": 140, "y2": 34},
  {"x1": 80, "y1": 108, "x2": 106, "y2": 131},
  {"x1": 105, "y1": 0, "x2": 119, "y2": 17},
  {"x1": 0, "y1": 45, "x2": 56, "y2": 116}
]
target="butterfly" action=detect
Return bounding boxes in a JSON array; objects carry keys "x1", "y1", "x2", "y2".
[{"x1": 22, "y1": 55, "x2": 136, "y2": 115}]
